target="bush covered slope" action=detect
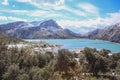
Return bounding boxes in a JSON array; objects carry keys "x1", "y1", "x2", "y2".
[
  {"x1": 0, "y1": 33, "x2": 23, "y2": 44},
  {"x1": 0, "y1": 41, "x2": 120, "y2": 80}
]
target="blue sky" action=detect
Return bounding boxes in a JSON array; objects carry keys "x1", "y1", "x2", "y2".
[{"x1": 0, "y1": 0, "x2": 120, "y2": 33}]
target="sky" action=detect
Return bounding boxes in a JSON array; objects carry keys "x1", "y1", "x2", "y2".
[{"x1": 0, "y1": 0, "x2": 120, "y2": 33}]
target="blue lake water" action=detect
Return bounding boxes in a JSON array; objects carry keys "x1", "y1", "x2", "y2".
[{"x1": 24, "y1": 39, "x2": 120, "y2": 53}]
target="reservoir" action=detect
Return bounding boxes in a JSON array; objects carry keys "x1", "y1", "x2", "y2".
[{"x1": 24, "y1": 39, "x2": 120, "y2": 53}]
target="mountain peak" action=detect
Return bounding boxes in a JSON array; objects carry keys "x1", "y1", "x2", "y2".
[{"x1": 39, "y1": 19, "x2": 62, "y2": 29}]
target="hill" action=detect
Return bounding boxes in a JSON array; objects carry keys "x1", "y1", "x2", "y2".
[{"x1": 0, "y1": 33, "x2": 23, "y2": 43}]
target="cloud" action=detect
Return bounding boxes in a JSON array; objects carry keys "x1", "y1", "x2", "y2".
[
  {"x1": 0, "y1": 16, "x2": 27, "y2": 21},
  {"x1": 15, "y1": 0, "x2": 30, "y2": 3},
  {"x1": 0, "y1": 9, "x2": 65, "y2": 19},
  {"x1": 29, "y1": 10, "x2": 48, "y2": 16},
  {"x1": 62, "y1": 6, "x2": 86, "y2": 16},
  {"x1": 14, "y1": 0, "x2": 99, "y2": 17},
  {"x1": 0, "y1": 10, "x2": 28, "y2": 13},
  {"x1": 15, "y1": 0, "x2": 65, "y2": 8},
  {"x1": 104, "y1": 11, "x2": 120, "y2": 25},
  {"x1": 7, "y1": 16, "x2": 27, "y2": 21},
  {"x1": 1, "y1": 0, "x2": 9, "y2": 5},
  {"x1": 0, "y1": 16, "x2": 8, "y2": 21},
  {"x1": 57, "y1": 11, "x2": 120, "y2": 33},
  {"x1": 14, "y1": 0, "x2": 86, "y2": 16},
  {"x1": 0, "y1": 10, "x2": 29, "y2": 16},
  {"x1": 10, "y1": 10, "x2": 28, "y2": 13},
  {"x1": 78, "y1": 3, "x2": 99, "y2": 16},
  {"x1": 57, "y1": 19, "x2": 99, "y2": 29},
  {"x1": 29, "y1": 9, "x2": 67, "y2": 17}
]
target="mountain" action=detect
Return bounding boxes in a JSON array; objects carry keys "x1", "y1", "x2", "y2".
[
  {"x1": 0, "y1": 19, "x2": 80, "y2": 39},
  {"x1": 84, "y1": 23, "x2": 120, "y2": 43}
]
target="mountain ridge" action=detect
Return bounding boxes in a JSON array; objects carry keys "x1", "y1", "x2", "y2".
[
  {"x1": 1, "y1": 19, "x2": 120, "y2": 43},
  {"x1": 84, "y1": 22, "x2": 120, "y2": 43},
  {"x1": 0, "y1": 19, "x2": 81, "y2": 39}
]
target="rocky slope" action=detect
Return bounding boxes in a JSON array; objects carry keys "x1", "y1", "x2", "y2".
[
  {"x1": 84, "y1": 23, "x2": 120, "y2": 43},
  {"x1": 0, "y1": 19, "x2": 80, "y2": 39}
]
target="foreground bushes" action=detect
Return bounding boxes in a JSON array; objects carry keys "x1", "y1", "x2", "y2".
[{"x1": 0, "y1": 43, "x2": 120, "y2": 80}]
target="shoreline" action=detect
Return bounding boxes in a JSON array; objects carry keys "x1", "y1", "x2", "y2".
[
  {"x1": 7, "y1": 43, "x2": 120, "y2": 54},
  {"x1": 18, "y1": 39, "x2": 120, "y2": 53}
]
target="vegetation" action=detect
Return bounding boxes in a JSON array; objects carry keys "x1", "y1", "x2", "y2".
[
  {"x1": 0, "y1": 36, "x2": 120, "y2": 80},
  {"x1": 0, "y1": 33, "x2": 24, "y2": 44}
]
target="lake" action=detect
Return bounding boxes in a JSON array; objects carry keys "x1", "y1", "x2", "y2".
[{"x1": 24, "y1": 39, "x2": 120, "y2": 53}]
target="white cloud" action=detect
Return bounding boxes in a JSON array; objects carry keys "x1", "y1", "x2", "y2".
[
  {"x1": 10, "y1": 10, "x2": 28, "y2": 13},
  {"x1": 0, "y1": 10, "x2": 29, "y2": 16},
  {"x1": 57, "y1": 19, "x2": 100, "y2": 29},
  {"x1": 7, "y1": 16, "x2": 27, "y2": 21},
  {"x1": 15, "y1": 0, "x2": 86, "y2": 16},
  {"x1": 15, "y1": 0, "x2": 30, "y2": 3},
  {"x1": 62, "y1": 6, "x2": 86, "y2": 16},
  {"x1": 0, "y1": 16, "x2": 8, "y2": 20},
  {"x1": 57, "y1": 11, "x2": 120, "y2": 33},
  {"x1": 0, "y1": 10, "x2": 28, "y2": 13},
  {"x1": 15, "y1": 0, "x2": 65, "y2": 8},
  {"x1": 30, "y1": 10, "x2": 48, "y2": 16},
  {"x1": 1, "y1": 0, "x2": 9, "y2": 5},
  {"x1": 104, "y1": 12, "x2": 120, "y2": 25},
  {"x1": 78, "y1": 3, "x2": 99, "y2": 16},
  {"x1": 45, "y1": 13, "x2": 63, "y2": 18},
  {"x1": 0, "y1": 9, "x2": 65, "y2": 18},
  {"x1": 32, "y1": 0, "x2": 65, "y2": 11},
  {"x1": 14, "y1": 0, "x2": 99, "y2": 17},
  {"x1": 0, "y1": 16, "x2": 27, "y2": 21}
]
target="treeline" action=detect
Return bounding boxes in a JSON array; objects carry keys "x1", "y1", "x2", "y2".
[{"x1": 0, "y1": 43, "x2": 120, "y2": 80}]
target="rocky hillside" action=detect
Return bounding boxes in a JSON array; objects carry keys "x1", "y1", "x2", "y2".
[
  {"x1": 84, "y1": 23, "x2": 120, "y2": 43},
  {"x1": 0, "y1": 19, "x2": 80, "y2": 39}
]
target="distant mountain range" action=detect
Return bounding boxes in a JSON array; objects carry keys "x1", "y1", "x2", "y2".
[
  {"x1": 0, "y1": 19, "x2": 120, "y2": 43},
  {"x1": 0, "y1": 19, "x2": 80, "y2": 39},
  {"x1": 84, "y1": 23, "x2": 120, "y2": 43}
]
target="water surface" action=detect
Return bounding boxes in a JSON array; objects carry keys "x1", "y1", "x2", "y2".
[{"x1": 24, "y1": 39, "x2": 120, "y2": 53}]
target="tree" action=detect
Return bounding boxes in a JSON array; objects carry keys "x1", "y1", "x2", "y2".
[
  {"x1": 3, "y1": 64, "x2": 20, "y2": 80},
  {"x1": 116, "y1": 60, "x2": 120, "y2": 74},
  {"x1": 49, "y1": 71, "x2": 64, "y2": 80},
  {"x1": 29, "y1": 67, "x2": 40, "y2": 80},
  {"x1": 0, "y1": 43, "x2": 7, "y2": 80},
  {"x1": 18, "y1": 54, "x2": 39, "y2": 72},
  {"x1": 37, "y1": 54, "x2": 47, "y2": 68},
  {"x1": 109, "y1": 53, "x2": 120, "y2": 69},
  {"x1": 55, "y1": 49, "x2": 78, "y2": 79},
  {"x1": 0, "y1": 58, "x2": 6, "y2": 80},
  {"x1": 81, "y1": 47, "x2": 109, "y2": 75},
  {"x1": 17, "y1": 74, "x2": 29, "y2": 80},
  {"x1": 29, "y1": 67, "x2": 50, "y2": 80},
  {"x1": 99, "y1": 49, "x2": 111, "y2": 58}
]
